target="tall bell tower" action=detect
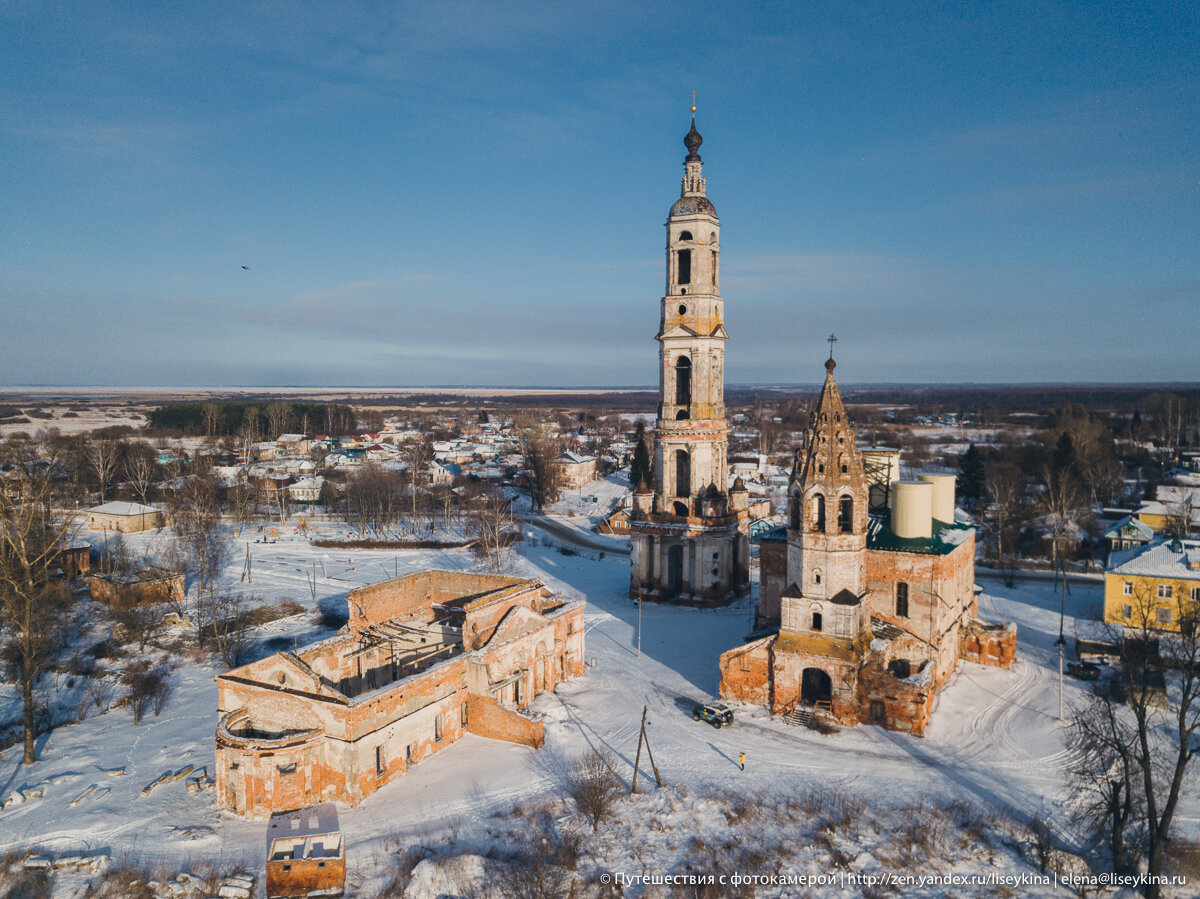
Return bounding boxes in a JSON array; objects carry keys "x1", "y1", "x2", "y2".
[{"x1": 629, "y1": 108, "x2": 750, "y2": 605}]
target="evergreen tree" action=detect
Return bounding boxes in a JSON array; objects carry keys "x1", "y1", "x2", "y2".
[
  {"x1": 957, "y1": 444, "x2": 986, "y2": 508},
  {"x1": 1052, "y1": 432, "x2": 1080, "y2": 484}
]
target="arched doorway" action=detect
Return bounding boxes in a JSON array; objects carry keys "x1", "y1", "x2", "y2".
[
  {"x1": 800, "y1": 667, "x2": 832, "y2": 705},
  {"x1": 666, "y1": 544, "x2": 684, "y2": 597}
]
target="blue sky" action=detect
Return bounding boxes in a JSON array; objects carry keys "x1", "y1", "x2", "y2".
[{"x1": 1, "y1": 1, "x2": 1196, "y2": 387}]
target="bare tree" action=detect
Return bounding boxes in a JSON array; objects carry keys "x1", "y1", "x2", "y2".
[
  {"x1": 566, "y1": 748, "x2": 622, "y2": 832},
  {"x1": 225, "y1": 472, "x2": 255, "y2": 536},
  {"x1": 242, "y1": 406, "x2": 261, "y2": 445},
  {"x1": 1118, "y1": 583, "x2": 1200, "y2": 897},
  {"x1": 198, "y1": 589, "x2": 258, "y2": 669},
  {"x1": 0, "y1": 453, "x2": 79, "y2": 764},
  {"x1": 1041, "y1": 467, "x2": 1086, "y2": 572},
  {"x1": 169, "y1": 470, "x2": 232, "y2": 641},
  {"x1": 517, "y1": 419, "x2": 565, "y2": 514},
  {"x1": 339, "y1": 464, "x2": 405, "y2": 539},
  {"x1": 468, "y1": 486, "x2": 514, "y2": 574},
  {"x1": 85, "y1": 437, "x2": 121, "y2": 503},
  {"x1": 200, "y1": 401, "x2": 221, "y2": 438},
  {"x1": 1163, "y1": 497, "x2": 1194, "y2": 540},
  {"x1": 122, "y1": 441, "x2": 158, "y2": 507},
  {"x1": 985, "y1": 462, "x2": 1026, "y2": 570},
  {"x1": 265, "y1": 401, "x2": 292, "y2": 441},
  {"x1": 1068, "y1": 583, "x2": 1200, "y2": 896},
  {"x1": 401, "y1": 436, "x2": 434, "y2": 526},
  {"x1": 1066, "y1": 691, "x2": 1145, "y2": 874},
  {"x1": 109, "y1": 587, "x2": 167, "y2": 652}
]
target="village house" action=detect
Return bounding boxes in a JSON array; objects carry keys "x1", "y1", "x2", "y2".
[
  {"x1": 1105, "y1": 536, "x2": 1200, "y2": 633},
  {"x1": 275, "y1": 433, "x2": 312, "y2": 456},
  {"x1": 54, "y1": 540, "x2": 92, "y2": 579},
  {"x1": 719, "y1": 356, "x2": 1015, "y2": 736},
  {"x1": 90, "y1": 565, "x2": 186, "y2": 606},
  {"x1": 287, "y1": 477, "x2": 325, "y2": 504},
  {"x1": 84, "y1": 501, "x2": 165, "y2": 533},
  {"x1": 555, "y1": 451, "x2": 598, "y2": 490},
  {"x1": 215, "y1": 569, "x2": 585, "y2": 818}
]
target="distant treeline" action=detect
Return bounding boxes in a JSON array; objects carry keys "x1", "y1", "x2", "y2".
[{"x1": 145, "y1": 400, "x2": 356, "y2": 437}]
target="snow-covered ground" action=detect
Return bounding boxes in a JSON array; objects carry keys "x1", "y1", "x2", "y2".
[
  {"x1": 1, "y1": 519, "x2": 1196, "y2": 896},
  {"x1": 546, "y1": 472, "x2": 631, "y2": 525}
]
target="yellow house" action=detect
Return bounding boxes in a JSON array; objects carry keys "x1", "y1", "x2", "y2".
[{"x1": 1105, "y1": 537, "x2": 1200, "y2": 633}]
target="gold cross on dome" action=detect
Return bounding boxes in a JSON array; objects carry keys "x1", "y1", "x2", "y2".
[{"x1": 691, "y1": 90, "x2": 697, "y2": 114}]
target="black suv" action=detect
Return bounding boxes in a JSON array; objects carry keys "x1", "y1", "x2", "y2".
[{"x1": 692, "y1": 702, "x2": 733, "y2": 728}]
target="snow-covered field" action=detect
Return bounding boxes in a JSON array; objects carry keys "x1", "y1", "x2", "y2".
[{"x1": 1, "y1": 519, "x2": 1196, "y2": 896}]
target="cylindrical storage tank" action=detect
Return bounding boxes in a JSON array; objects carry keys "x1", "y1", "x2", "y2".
[
  {"x1": 918, "y1": 473, "x2": 957, "y2": 524},
  {"x1": 891, "y1": 481, "x2": 933, "y2": 539}
]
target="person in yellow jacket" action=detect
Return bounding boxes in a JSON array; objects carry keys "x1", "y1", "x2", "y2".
[{"x1": 739, "y1": 752, "x2": 745, "y2": 771}]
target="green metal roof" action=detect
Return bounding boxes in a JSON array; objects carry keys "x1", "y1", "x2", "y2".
[{"x1": 866, "y1": 517, "x2": 975, "y2": 555}]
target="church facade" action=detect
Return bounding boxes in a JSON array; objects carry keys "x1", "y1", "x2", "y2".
[
  {"x1": 719, "y1": 357, "x2": 1016, "y2": 736},
  {"x1": 628, "y1": 114, "x2": 750, "y2": 605}
]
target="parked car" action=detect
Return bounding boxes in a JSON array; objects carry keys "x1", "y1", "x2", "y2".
[
  {"x1": 1067, "y1": 660, "x2": 1102, "y2": 680},
  {"x1": 692, "y1": 702, "x2": 733, "y2": 728}
]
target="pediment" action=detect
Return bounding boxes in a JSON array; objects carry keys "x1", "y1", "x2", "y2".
[
  {"x1": 481, "y1": 604, "x2": 548, "y2": 648},
  {"x1": 659, "y1": 324, "x2": 700, "y2": 340}
]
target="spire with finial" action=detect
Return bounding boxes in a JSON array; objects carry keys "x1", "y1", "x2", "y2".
[
  {"x1": 679, "y1": 92, "x2": 707, "y2": 199},
  {"x1": 826, "y1": 333, "x2": 838, "y2": 374}
]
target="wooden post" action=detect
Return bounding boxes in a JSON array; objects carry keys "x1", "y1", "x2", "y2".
[
  {"x1": 631, "y1": 705, "x2": 646, "y2": 794},
  {"x1": 643, "y1": 714, "x2": 665, "y2": 788}
]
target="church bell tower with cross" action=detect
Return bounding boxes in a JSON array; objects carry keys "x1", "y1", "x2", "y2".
[{"x1": 629, "y1": 103, "x2": 751, "y2": 605}]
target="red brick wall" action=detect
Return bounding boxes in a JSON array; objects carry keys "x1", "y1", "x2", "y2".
[
  {"x1": 959, "y1": 621, "x2": 1017, "y2": 669},
  {"x1": 718, "y1": 637, "x2": 773, "y2": 706},
  {"x1": 465, "y1": 695, "x2": 545, "y2": 748}
]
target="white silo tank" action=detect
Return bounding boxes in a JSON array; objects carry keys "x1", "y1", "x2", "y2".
[
  {"x1": 891, "y1": 481, "x2": 933, "y2": 539},
  {"x1": 918, "y1": 473, "x2": 957, "y2": 524}
]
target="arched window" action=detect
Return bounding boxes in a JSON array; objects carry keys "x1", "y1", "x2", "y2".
[
  {"x1": 789, "y1": 492, "x2": 801, "y2": 530},
  {"x1": 673, "y1": 500, "x2": 689, "y2": 517},
  {"x1": 812, "y1": 611, "x2": 823, "y2": 632},
  {"x1": 839, "y1": 454, "x2": 848, "y2": 474},
  {"x1": 674, "y1": 449, "x2": 690, "y2": 497},
  {"x1": 674, "y1": 356, "x2": 691, "y2": 407},
  {"x1": 678, "y1": 230, "x2": 692, "y2": 241},
  {"x1": 813, "y1": 568, "x2": 822, "y2": 585},
  {"x1": 811, "y1": 494, "x2": 826, "y2": 532},
  {"x1": 896, "y1": 582, "x2": 909, "y2": 618},
  {"x1": 838, "y1": 495, "x2": 853, "y2": 533}
]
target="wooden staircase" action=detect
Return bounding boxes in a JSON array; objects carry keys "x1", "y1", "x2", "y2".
[{"x1": 784, "y1": 700, "x2": 832, "y2": 729}]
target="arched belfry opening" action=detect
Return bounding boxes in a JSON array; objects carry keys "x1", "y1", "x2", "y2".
[
  {"x1": 811, "y1": 494, "x2": 826, "y2": 532},
  {"x1": 674, "y1": 449, "x2": 690, "y2": 497},
  {"x1": 677, "y1": 249, "x2": 691, "y2": 284},
  {"x1": 838, "y1": 495, "x2": 854, "y2": 533},
  {"x1": 675, "y1": 356, "x2": 691, "y2": 407}
]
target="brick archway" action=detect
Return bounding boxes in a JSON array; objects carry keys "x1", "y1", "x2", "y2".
[{"x1": 800, "y1": 667, "x2": 832, "y2": 705}]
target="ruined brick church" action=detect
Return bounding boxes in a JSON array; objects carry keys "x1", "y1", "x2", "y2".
[{"x1": 718, "y1": 355, "x2": 1016, "y2": 735}]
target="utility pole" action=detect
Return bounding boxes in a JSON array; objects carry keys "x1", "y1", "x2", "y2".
[
  {"x1": 1057, "y1": 552, "x2": 1067, "y2": 722},
  {"x1": 630, "y1": 704, "x2": 663, "y2": 794}
]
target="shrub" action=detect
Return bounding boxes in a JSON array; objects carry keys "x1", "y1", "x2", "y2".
[
  {"x1": 566, "y1": 749, "x2": 622, "y2": 832},
  {"x1": 121, "y1": 662, "x2": 172, "y2": 723}
]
